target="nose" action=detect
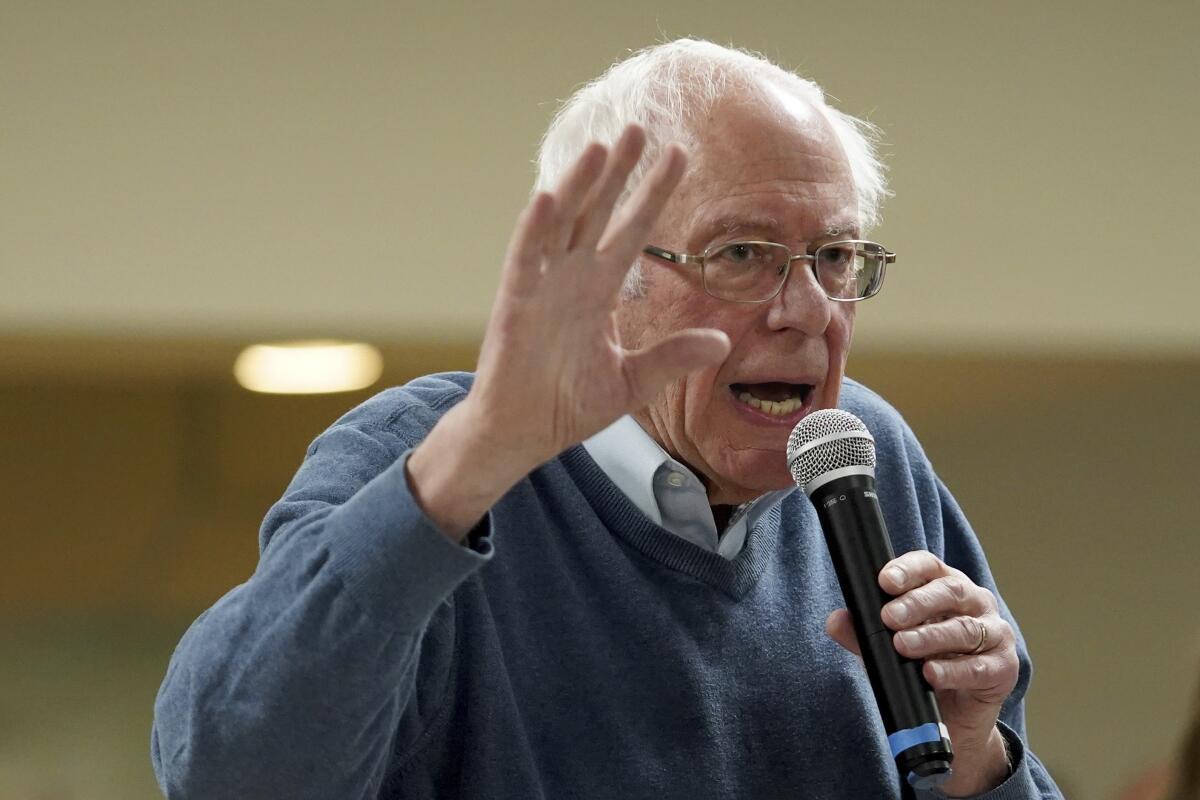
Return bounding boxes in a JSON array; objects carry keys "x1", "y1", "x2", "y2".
[{"x1": 764, "y1": 259, "x2": 833, "y2": 335}]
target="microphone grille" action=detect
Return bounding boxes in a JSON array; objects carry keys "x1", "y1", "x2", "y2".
[{"x1": 786, "y1": 409, "x2": 877, "y2": 490}]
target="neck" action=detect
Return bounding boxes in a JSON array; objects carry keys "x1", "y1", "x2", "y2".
[
  {"x1": 710, "y1": 504, "x2": 735, "y2": 532},
  {"x1": 631, "y1": 409, "x2": 759, "y2": 506}
]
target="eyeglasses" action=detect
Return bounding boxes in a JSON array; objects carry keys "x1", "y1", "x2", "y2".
[{"x1": 642, "y1": 240, "x2": 896, "y2": 303}]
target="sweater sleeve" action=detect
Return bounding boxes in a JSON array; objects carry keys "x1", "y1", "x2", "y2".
[
  {"x1": 151, "y1": 392, "x2": 492, "y2": 799},
  {"x1": 918, "y1": 479, "x2": 1063, "y2": 800}
]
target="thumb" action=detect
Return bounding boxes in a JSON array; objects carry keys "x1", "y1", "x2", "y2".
[
  {"x1": 624, "y1": 328, "x2": 730, "y2": 403},
  {"x1": 825, "y1": 608, "x2": 863, "y2": 659}
]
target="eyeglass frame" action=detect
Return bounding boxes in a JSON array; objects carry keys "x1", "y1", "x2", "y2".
[{"x1": 641, "y1": 239, "x2": 897, "y2": 304}]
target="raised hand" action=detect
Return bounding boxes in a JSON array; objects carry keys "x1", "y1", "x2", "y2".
[
  {"x1": 407, "y1": 125, "x2": 730, "y2": 538},
  {"x1": 472, "y1": 124, "x2": 729, "y2": 464}
]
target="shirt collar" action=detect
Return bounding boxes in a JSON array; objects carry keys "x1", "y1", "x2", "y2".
[
  {"x1": 582, "y1": 415, "x2": 794, "y2": 536},
  {"x1": 582, "y1": 415, "x2": 668, "y2": 526}
]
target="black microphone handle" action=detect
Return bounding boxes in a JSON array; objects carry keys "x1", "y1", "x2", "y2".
[{"x1": 811, "y1": 472, "x2": 954, "y2": 790}]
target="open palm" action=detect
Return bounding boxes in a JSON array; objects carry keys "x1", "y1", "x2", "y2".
[{"x1": 471, "y1": 125, "x2": 730, "y2": 466}]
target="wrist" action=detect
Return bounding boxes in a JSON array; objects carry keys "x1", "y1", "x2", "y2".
[
  {"x1": 406, "y1": 398, "x2": 539, "y2": 541},
  {"x1": 939, "y1": 725, "x2": 1010, "y2": 797}
]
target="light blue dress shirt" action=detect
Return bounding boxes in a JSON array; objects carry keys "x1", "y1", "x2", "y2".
[{"x1": 582, "y1": 415, "x2": 793, "y2": 560}]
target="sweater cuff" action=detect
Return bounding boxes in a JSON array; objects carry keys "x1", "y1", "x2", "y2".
[
  {"x1": 923, "y1": 721, "x2": 1039, "y2": 800},
  {"x1": 324, "y1": 448, "x2": 494, "y2": 632}
]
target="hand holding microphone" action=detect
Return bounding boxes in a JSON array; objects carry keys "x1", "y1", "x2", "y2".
[{"x1": 789, "y1": 410, "x2": 1019, "y2": 796}]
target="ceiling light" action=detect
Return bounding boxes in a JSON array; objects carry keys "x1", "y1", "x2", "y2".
[{"x1": 233, "y1": 340, "x2": 383, "y2": 394}]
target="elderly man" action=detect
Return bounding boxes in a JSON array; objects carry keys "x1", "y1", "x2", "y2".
[{"x1": 153, "y1": 40, "x2": 1062, "y2": 799}]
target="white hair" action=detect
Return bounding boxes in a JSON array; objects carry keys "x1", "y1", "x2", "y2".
[{"x1": 534, "y1": 38, "x2": 890, "y2": 295}]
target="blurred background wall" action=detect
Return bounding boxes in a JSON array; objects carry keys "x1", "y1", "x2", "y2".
[{"x1": 1, "y1": 1, "x2": 1197, "y2": 798}]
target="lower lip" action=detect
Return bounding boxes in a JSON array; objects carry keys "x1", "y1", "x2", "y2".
[{"x1": 727, "y1": 388, "x2": 815, "y2": 427}]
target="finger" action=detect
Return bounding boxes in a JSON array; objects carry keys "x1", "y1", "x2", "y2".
[
  {"x1": 879, "y1": 550, "x2": 956, "y2": 595},
  {"x1": 924, "y1": 653, "x2": 1017, "y2": 703},
  {"x1": 622, "y1": 328, "x2": 730, "y2": 406},
  {"x1": 596, "y1": 142, "x2": 688, "y2": 280},
  {"x1": 549, "y1": 142, "x2": 608, "y2": 255},
  {"x1": 571, "y1": 125, "x2": 646, "y2": 251},
  {"x1": 499, "y1": 192, "x2": 557, "y2": 299},
  {"x1": 825, "y1": 608, "x2": 862, "y2": 658},
  {"x1": 893, "y1": 614, "x2": 1009, "y2": 660},
  {"x1": 882, "y1": 573, "x2": 995, "y2": 630}
]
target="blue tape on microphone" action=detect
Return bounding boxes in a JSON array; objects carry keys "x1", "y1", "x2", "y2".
[{"x1": 887, "y1": 722, "x2": 947, "y2": 758}]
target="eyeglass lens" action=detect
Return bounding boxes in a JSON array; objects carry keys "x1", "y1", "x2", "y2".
[{"x1": 702, "y1": 241, "x2": 885, "y2": 301}]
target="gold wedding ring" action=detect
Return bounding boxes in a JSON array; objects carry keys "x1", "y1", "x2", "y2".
[{"x1": 970, "y1": 620, "x2": 989, "y2": 654}]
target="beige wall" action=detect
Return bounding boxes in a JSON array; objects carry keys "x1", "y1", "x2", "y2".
[
  {"x1": 3, "y1": 2, "x2": 1199, "y2": 799},
  {"x1": 3, "y1": 0, "x2": 1198, "y2": 352}
]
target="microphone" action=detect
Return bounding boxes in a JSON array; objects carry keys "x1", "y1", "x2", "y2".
[{"x1": 787, "y1": 409, "x2": 954, "y2": 791}]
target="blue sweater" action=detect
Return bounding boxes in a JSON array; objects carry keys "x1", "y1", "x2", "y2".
[{"x1": 152, "y1": 373, "x2": 1062, "y2": 799}]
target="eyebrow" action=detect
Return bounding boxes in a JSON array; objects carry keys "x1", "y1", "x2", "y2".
[
  {"x1": 700, "y1": 216, "x2": 861, "y2": 243},
  {"x1": 824, "y1": 222, "x2": 861, "y2": 238},
  {"x1": 717, "y1": 216, "x2": 782, "y2": 237}
]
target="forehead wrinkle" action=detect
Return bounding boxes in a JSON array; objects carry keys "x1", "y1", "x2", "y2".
[
  {"x1": 684, "y1": 184, "x2": 855, "y2": 233},
  {"x1": 703, "y1": 183, "x2": 848, "y2": 203},
  {"x1": 731, "y1": 151, "x2": 849, "y2": 171},
  {"x1": 687, "y1": 211, "x2": 858, "y2": 250},
  {"x1": 702, "y1": 167, "x2": 846, "y2": 191},
  {"x1": 672, "y1": 149, "x2": 858, "y2": 247},
  {"x1": 696, "y1": 149, "x2": 851, "y2": 183},
  {"x1": 715, "y1": 216, "x2": 780, "y2": 236},
  {"x1": 686, "y1": 179, "x2": 851, "y2": 226}
]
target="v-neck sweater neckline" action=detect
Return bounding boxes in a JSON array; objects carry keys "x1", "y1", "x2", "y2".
[{"x1": 559, "y1": 445, "x2": 783, "y2": 600}]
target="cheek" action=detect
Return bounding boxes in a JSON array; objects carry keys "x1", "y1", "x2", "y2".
[
  {"x1": 615, "y1": 296, "x2": 669, "y2": 354},
  {"x1": 680, "y1": 317, "x2": 747, "y2": 413},
  {"x1": 616, "y1": 273, "x2": 691, "y2": 344},
  {"x1": 620, "y1": 286, "x2": 745, "y2": 433},
  {"x1": 830, "y1": 305, "x2": 855, "y2": 358},
  {"x1": 652, "y1": 348, "x2": 730, "y2": 451},
  {"x1": 679, "y1": 361, "x2": 743, "y2": 456},
  {"x1": 681, "y1": 366, "x2": 724, "y2": 413},
  {"x1": 822, "y1": 308, "x2": 855, "y2": 406}
]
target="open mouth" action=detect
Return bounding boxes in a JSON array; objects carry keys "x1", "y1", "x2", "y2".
[{"x1": 729, "y1": 381, "x2": 814, "y2": 417}]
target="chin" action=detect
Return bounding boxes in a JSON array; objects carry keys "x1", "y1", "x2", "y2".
[{"x1": 710, "y1": 452, "x2": 795, "y2": 504}]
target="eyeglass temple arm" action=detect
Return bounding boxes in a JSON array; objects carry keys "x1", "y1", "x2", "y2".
[
  {"x1": 643, "y1": 245, "x2": 704, "y2": 265},
  {"x1": 848, "y1": 246, "x2": 897, "y2": 264}
]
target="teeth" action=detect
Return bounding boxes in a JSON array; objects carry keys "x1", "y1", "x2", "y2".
[
  {"x1": 737, "y1": 391, "x2": 762, "y2": 409},
  {"x1": 736, "y1": 391, "x2": 805, "y2": 416}
]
